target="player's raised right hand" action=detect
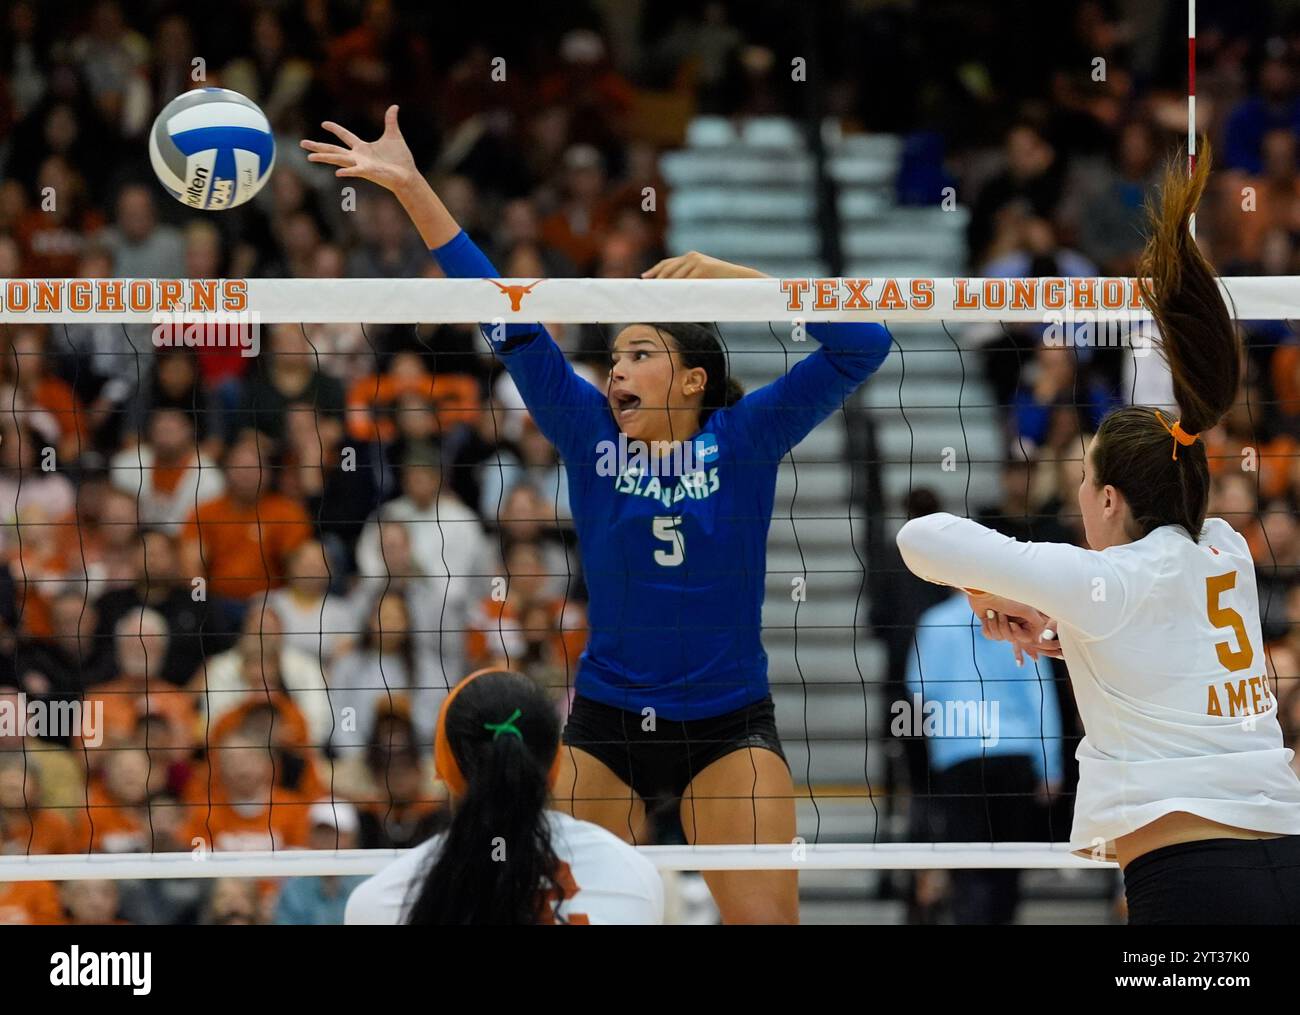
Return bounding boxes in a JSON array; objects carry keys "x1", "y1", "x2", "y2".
[{"x1": 301, "y1": 104, "x2": 419, "y2": 195}]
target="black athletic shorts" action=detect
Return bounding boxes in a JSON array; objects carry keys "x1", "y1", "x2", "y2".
[
  {"x1": 1124, "y1": 834, "x2": 1300, "y2": 925},
  {"x1": 561, "y1": 693, "x2": 788, "y2": 804}
]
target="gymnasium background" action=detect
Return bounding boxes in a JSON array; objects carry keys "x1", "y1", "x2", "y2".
[{"x1": 1, "y1": 0, "x2": 1299, "y2": 925}]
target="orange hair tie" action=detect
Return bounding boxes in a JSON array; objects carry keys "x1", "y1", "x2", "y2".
[
  {"x1": 433, "y1": 668, "x2": 562, "y2": 798},
  {"x1": 1153, "y1": 409, "x2": 1200, "y2": 461}
]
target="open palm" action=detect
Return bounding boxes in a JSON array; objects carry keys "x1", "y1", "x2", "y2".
[{"x1": 300, "y1": 104, "x2": 418, "y2": 193}]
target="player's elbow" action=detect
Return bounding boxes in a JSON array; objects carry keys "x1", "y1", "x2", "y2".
[{"x1": 896, "y1": 513, "x2": 955, "y2": 577}]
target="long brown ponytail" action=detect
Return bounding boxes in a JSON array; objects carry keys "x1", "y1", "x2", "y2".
[{"x1": 1090, "y1": 141, "x2": 1242, "y2": 539}]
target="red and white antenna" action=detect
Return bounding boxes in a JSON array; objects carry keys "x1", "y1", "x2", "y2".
[{"x1": 1189, "y1": 0, "x2": 1198, "y2": 236}]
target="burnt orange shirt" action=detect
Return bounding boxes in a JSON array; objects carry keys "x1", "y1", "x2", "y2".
[
  {"x1": 177, "y1": 785, "x2": 311, "y2": 853},
  {"x1": 0, "y1": 880, "x2": 63, "y2": 924},
  {"x1": 208, "y1": 694, "x2": 325, "y2": 801},
  {"x1": 183, "y1": 493, "x2": 312, "y2": 600},
  {"x1": 70, "y1": 780, "x2": 151, "y2": 854},
  {"x1": 1, "y1": 809, "x2": 77, "y2": 856}
]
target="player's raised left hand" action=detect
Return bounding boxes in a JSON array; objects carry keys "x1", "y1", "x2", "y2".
[{"x1": 642, "y1": 251, "x2": 768, "y2": 279}]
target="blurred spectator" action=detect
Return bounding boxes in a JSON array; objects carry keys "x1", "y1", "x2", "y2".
[
  {"x1": 60, "y1": 879, "x2": 126, "y2": 924},
  {"x1": 69, "y1": 1, "x2": 149, "y2": 135},
  {"x1": 12, "y1": 155, "x2": 104, "y2": 276},
  {"x1": 349, "y1": 516, "x2": 464, "y2": 694},
  {"x1": 99, "y1": 183, "x2": 184, "y2": 278},
  {"x1": 1210, "y1": 471, "x2": 1260, "y2": 538},
  {"x1": 347, "y1": 194, "x2": 429, "y2": 278},
  {"x1": 493, "y1": 481, "x2": 580, "y2": 601},
  {"x1": 207, "y1": 693, "x2": 325, "y2": 802},
  {"x1": 0, "y1": 752, "x2": 79, "y2": 855},
  {"x1": 220, "y1": 10, "x2": 313, "y2": 133},
  {"x1": 84, "y1": 605, "x2": 199, "y2": 748},
  {"x1": 59, "y1": 246, "x2": 156, "y2": 454},
  {"x1": 906, "y1": 592, "x2": 1063, "y2": 924},
  {"x1": 478, "y1": 412, "x2": 571, "y2": 522},
  {"x1": 61, "y1": 484, "x2": 139, "y2": 597},
  {"x1": 273, "y1": 801, "x2": 366, "y2": 925},
  {"x1": 354, "y1": 441, "x2": 487, "y2": 613},
  {"x1": 12, "y1": 588, "x2": 108, "y2": 696},
  {"x1": 128, "y1": 347, "x2": 223, "y2": 458},
  {"x1": 200, "y1": 878, "x2": 262, "y2": 925},
  {"x1": 0, "y1": 418, "x2": 77, "y2": 572},
  {"x1": 279, "y1": 399, "x2": 378, "y2": 572},
  {"x1": 196, "y1": 602, "x2": 329, "y2": 752},
  {"x1": 0, "y1": 878, "x2": 62, "y2": 924},
  {"x1": 1232, "y1": 128, "x2": 1300, "y2": 267},
  {"x1": 540, "y1": 143, "x2": 614, "y2": 274},
  {"x1": 340, "y1": 706, "x2": 446, "y2": 849},
  {"x1": 2, "y1": 325, "x2": 90, "y2": 461},
  {"x1": 967, "y1": 123, "x2": 1065, "y2": 267},
  {"x1": 466, "y1": 539, "x2": 586, "y2": 680},
  {"x1": 231, "y1": 324, "x2": 346, "y2": 444},
  {"x1": 1223, "y1": 56, "x2": 1300, "y2": 174},
  {"x1": 108, "y1": 409, "x2": 224, "y2": 533},
  {"x1": 1075, "y1": 120, "x2": 1161, "y2": 275},
  {"x1": 73, "y1": 744, "x2": 169, "y2": 853},
  {"x1": 178, "y1": 730, "x2": 310, "y2": 853},
  {"x1": 180, "y1": 435, "x2": 313, "y2": 616},
  {"x1": 92, "y1": 527, "x2": 234, "y2": 689},
  {"x1": 266, "y1": 540, "x2": 357, "y2": 665},
  {"x1": 0, "y1": 680, "x2": 86, "y2": 814},
  {"x1": 327, "y1": 591, "x2": 441, "y2": 755},
  {"x1": 1204, "y1": 382, "x2": 1297, "y2": 498},
  {"x1": 1010, "y1": 344, "x2": 1120, "y2": 454}
]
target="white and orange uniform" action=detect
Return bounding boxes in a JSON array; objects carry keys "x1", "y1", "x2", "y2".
[
  {"x1": 344, "y1": 810, "x2": 663, "y2": 924},
  {"x1": 897, "y1": 513, "x2": 1300, "y2": 860}
]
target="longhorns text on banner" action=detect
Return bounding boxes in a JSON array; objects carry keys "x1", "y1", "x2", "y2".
[{"x1": 1, "y1": 276, "x2": 1296, "y2": 323}]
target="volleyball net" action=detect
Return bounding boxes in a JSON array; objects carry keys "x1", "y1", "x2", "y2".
[{"x1": 2, "y1": 273, "x2": 1299, "y2": 906}]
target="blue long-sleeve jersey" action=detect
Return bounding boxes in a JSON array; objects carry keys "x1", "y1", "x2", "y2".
[{"x1": 432, "y1": 231, "x2": 891, "y2": 720}]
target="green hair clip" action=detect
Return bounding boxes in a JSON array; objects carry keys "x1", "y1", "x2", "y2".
[{"x1": 484, "y1": 708, "x2": 523, "y2": 741}]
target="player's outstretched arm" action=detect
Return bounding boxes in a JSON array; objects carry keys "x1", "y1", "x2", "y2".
[{"x1": 301, "y1": 104, "x2": 458, "y2": 249}]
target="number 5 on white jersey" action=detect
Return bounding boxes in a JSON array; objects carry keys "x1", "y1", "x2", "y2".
[{"x1": 652, "y1": 516, "x2": 685, "y2": 567}]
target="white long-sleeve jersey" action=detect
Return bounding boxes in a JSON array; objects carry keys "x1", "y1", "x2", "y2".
[
  {"x1": 897, "y1": 513, "x2": 1300, "y2": 860},
  {"x1": 345, "y1": 810, "x2": 664, "y2": 924}
]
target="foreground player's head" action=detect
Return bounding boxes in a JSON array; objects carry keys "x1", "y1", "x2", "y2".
[
  {"x1": 607, "y1": 322, "x2": 745, "y2": 442},
  {"x1": 1081, "y1": 143, "x2": 1240, "y2": 550},
  {"x1": 406, "y1": 668, "x2": 565, "y2": 925}
]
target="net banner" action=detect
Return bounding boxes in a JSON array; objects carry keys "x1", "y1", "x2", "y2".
[{"x1": 1, "y1": 274, "x2": 1296, "y2": 323}]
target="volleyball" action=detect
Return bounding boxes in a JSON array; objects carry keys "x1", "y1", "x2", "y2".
[{"x1": 148, "y1": 87, "x2": 275, "y2": 211}]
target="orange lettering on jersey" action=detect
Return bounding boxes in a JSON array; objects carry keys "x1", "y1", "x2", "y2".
[
  {"x1": 1226, "y1": 679, "x2": 1249, "y2": 717},
  {"x1": 1207, "y1": 684, "x2": 1223, "y2": 716},
  {"x1": 1248, "y1": 676, "x2": 1263, "y2": 713},
  {"x1": 538, "y1": 859, "x2": 590, "y2": 925}
]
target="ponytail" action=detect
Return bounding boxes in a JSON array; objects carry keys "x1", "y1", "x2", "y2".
[
  {"x1": 404, "y1": 671, "x2": 563, "y2": 925},
  {"x1": 1091, "y1": 141, "x2": 1242, "y2": 539},
  {"x1": 1136, "y1": 143, "x2": 1240, "y2": 435}
]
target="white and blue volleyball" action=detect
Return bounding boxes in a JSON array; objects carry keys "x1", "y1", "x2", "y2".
[{"x1": 149, "y1": 88, "x2": 275, "y2": 210}]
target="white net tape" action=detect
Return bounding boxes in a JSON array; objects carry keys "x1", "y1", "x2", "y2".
[
  {"x1": 1, "y1": 274, "x2": 1297, "y2": 323},
  {"x1": 0, "y1": 843, "x2": 1105, "y2": 881}
]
